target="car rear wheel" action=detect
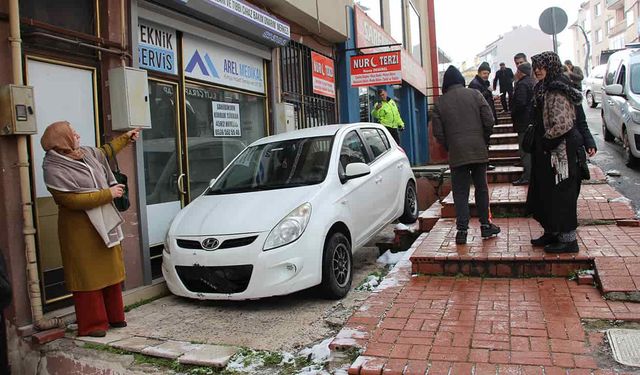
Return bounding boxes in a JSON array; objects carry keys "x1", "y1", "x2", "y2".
[
  {"x1": 623, "y1": 128, "x2": 639, "y2": 168},
  {"x1": 320, "y1": 232, "x2": 352, "y2": 299},
  {"x1": 602, "y1": 112, "x2": 615, "y2": 142},
  {"x1": 399, "y1": 180, "x2": 418, "y2": 224},
  {"x1": 587, "y1": 91, "x2": 597, "y2": 108}
]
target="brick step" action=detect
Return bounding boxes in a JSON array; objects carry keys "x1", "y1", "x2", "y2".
[
  {"x1": 488, "y1": 165, "x2": 523, "y2": 183},
  {"x1": 489, "y1": 156, "x2": 521, "y2": 166},
  {"x1": 490, "y1": 132, "x2": 518, "y2": 145},
  {"x1": 595, "y1": 257, "x2": 640, "y2": 302},
  {"x1": 440, "y1": 183, "x2": 527, "y2": 218},
  {"x1": 497, "y1": 117, "x2": 512, "y2": 125},
  {"x1": 493, "y1": 124, "x2": 515, "y2": 134},
  {"x1": 489, "y1": 144, "x2": 520, "y2": 159},
  {"x1": 410, "y1": 218, "x2": 596, "y2": 278},
  {"x1": 418, "y1": 201, "x2": 442, "y2": 232}
]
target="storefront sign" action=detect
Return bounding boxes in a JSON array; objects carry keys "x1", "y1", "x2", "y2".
[
  {"x1": 350, "y1": 51, "x2": 402, "y2": 87},
  {"x1": 183, "y1": 34, "x2": 265, "y2": 94},
  {"x1": 311, "y1": 52, "x2": 335, "y2": 98},
  {"x1": 353, "y1": 6, "x2": 427, "y2": 95},
  {"x1": 157, "y1": 0, "x2": 290, "y2": 47},
  {"x1": 138, "y1": 20, "x2": 177, "y2": 75},
  {"x1": 212, "y1": 101, "x2": 241, "y2": 137}
]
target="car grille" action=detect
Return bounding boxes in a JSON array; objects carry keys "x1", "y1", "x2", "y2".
[
  {"x1": 635, "y1": 134, "x2": 640, "y2": 152},
  {"x1": 176, "y1": 236, "x2": 258, "y2": 250},
  {"x1": 175, "y1": 265, "x2": 253, "y2": 294}
]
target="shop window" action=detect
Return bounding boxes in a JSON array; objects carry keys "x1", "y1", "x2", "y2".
[
  {"x1": 185, "y1": 85, "x2": 267, "y2": 198},
  {"x1": 20, "y1": 0, "x2": 96, "y2": 35},
  {"x1": 389, "y1": 0, "x2": 405, "y2": 46},
  {"x1": 359, "y1": 87, "x2": 377, "y2": 122},
  {"x1": 355, "y1": 0, "x2": 382, "y2": 26},
  {"x1": 409, "y1": 2, "x2": 422, "y2": 65},
  {"x1": 280, "y1": 41, "x2": 337, "y2": 129}
]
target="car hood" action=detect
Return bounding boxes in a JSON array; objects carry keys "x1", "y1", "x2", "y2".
[{"x1": 171, "y1": 186, "x2": 322, "y2": 236}]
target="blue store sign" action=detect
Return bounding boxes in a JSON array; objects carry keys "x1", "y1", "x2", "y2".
[{"x1": 138, "y1": 20, "x2": 178, "y2": 75}]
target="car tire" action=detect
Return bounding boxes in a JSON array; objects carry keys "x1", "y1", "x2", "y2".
[
  {"x1": 399, "y1": 180, "x2": 418, "y2": 224},
  {"x1": 602, "y1": 112, "x2": 615, "y2": 142},
  {"x1": 587, "y1": 91, "x2": 597, "y2": 108},
  {"x1": 623, "y1": 128, "x2": 640, "y2": 168},
  {"x1": 320, "y1": 232, "x2": 352, "y2": 299}
]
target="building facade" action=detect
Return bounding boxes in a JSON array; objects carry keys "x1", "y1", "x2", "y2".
[
  {"x1": 0, "y1": 0, "x2": 436, "y2": 372},
  {"x1": 573, "y1": 0, "x2": 640, "y2": 71}
]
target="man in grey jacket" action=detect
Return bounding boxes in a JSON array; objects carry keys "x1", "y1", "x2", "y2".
[{"x1": 433, "y1": 66, "x2": 501, "y2": 244}]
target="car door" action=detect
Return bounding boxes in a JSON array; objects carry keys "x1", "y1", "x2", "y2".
[
  {"x1": 610, "y1": 63, "x2": 628, "y2": 137},
  {"x1": 337, "y1": 130, "x2": 381, "y2": 247},
  {"x1": 359, "y1": 127, "x2": 402, "y2": 223},
  {"x1": 604, "y1": 57, "x2": 622, "y2": 134},
  {"x1": 593, "y1": 65, "x2": 605, "y2": 102}
]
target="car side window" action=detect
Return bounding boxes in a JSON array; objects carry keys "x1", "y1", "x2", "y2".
[
  {"x1": 617, "y1": 65, "x2": 626, "y2": 88},
  {"x1": 340, "y1": 131, "x2": 370, "y2": 171},
  {"x1": 606, "y1": 58, "x2": 621, "y2": 85},
  {"x1": 376, "y1": 129, "x2": 391, "y2": 149},
  {"x1": 360, "y1": 128, "x2": 388, "y2": 160}
]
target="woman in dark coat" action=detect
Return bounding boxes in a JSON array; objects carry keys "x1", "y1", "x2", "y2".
[{"x1": 526, "y1": 51, "x2": 593, "y2": 253}]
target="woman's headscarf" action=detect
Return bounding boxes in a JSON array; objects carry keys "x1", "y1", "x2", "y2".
[
  {"x1": 41, "y1": 121, "x2": 84, "y2": 160},
  {"x1": 532, "y1": 51, "x2": 583, "y2": 107}
]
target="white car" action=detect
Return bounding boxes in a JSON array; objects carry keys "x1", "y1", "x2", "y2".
[
  {"x1": 162, "y1": 123, "x2": 418, "y2": 300},
  {"x1": 602, "y1": 47, "x2": 640, "y2": 167},
  {"x1": 583, "y1": 64, "x2": 606, "y2": 108}
]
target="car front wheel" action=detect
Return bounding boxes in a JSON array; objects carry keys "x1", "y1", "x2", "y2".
[
  {"x1": 320, "y1": 232, "x2": 352, "y2": 299},
  {"x1": 623, "y1": 128, "x2": 639, "y2": 168},
  {"x1": 587, "y1": 91, "x2": 597, "y2": 108},
  {"x1": 399, "y1": 180, "x2": 418, "y2": 224}
]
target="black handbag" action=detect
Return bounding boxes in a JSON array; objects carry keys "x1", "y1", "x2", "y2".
[
  {"x1": 578, "y1": 146, "x2": 591, "y2": 181},
  {"x1": 521, "y1": 124, "x2": 535, "y2": 153},
  {"x1": 104, "y1": 143, "x2": 130, "y2": 212}
]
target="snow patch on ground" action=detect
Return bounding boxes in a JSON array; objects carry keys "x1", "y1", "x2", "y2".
[
  {"x1": 356, "y1": 275, "x2": 380, "y2": 291},
  {"x1": 609, "y1": 196, "x2": 632, "y2": 204},
  {"x1": 299, "y1": 338, "x2": 332, "y2": 363},
  {"x1": 377, "y1": 250, "x2": 406, "y2": 265}
]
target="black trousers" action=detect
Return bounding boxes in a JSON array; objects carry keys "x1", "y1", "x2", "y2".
[
  {"x1": 385, "y1": 127, "x2": 400, "y2": 145},
  {"x1": 450, "y1": 163, "x2": 490, "y2": 230},
  {"x1": 500, "y1": 88, "x2": 513, "y2": 111}
]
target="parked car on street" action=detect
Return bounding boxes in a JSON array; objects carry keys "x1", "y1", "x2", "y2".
[
  {"x1": 601, "y1": 47, "x2": 640, "y2": 167},
  {"x1": 163, "y1": 123, "x2": 418, "y2": 300},
  {"x1": 583, "y1": 64, "x2": 606, "y2": 108}
]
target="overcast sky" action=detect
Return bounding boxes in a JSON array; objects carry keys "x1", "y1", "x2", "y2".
[{"x1": 435, "y1": 0, "x2": 584, "y2": 65}]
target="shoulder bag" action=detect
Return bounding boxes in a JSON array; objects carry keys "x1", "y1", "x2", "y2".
[{"x1": 104, "y1": 143, "x2": 130, "y2": 212}]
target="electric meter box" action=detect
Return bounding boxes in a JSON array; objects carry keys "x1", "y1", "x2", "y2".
[
  {"x1": 0, "y1": 85, "x2": 37, "y2": 135},
  {"x1": 108, "y1": 67, "x2": 152, "y2": 130}
]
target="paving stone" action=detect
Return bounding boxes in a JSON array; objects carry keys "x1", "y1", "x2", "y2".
[
  {"x1": 74, "y1": 332, "x2": 132, "y2": 345},
  {"x1": 177, "y1": 344, "x2": 238, "y2": 367},
  {"x1": 109, "y1": 336, "x2": 165, "y2": 353},
  {"x1": 141, "y1": 340, "x2": 200, "y2": 359},
  {"x1": 32, "y1": 328, "x2": 65, "y2": 345}
]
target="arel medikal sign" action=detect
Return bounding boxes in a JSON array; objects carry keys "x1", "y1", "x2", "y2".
[{"x1": 138, "y1": 20, "x2": 177, "y2": 75}]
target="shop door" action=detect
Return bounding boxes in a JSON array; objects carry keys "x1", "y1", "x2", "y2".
[
  {"x1": 26, "y1": 57, "x2": 98, "y2": 310},
  {"x1": 143, "y1": 79, "x2": 184, "y2": 278}
]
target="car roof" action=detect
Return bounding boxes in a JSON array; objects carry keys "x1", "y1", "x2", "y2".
[{"x1": 250, "y1": 122, "x2": 385, "y2": 146}]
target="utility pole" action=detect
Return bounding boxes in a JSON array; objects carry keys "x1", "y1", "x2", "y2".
[{"x1": 572, "y1": 24, "x2": 591, "y2": 77}]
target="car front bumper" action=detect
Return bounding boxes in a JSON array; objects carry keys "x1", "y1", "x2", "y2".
[{"x1": 162, "y1": 231, "x2": 322, "y2": 300}]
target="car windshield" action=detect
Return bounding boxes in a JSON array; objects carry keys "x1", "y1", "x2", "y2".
[
  {"x1": 207, "y1": 136, "x2": 333, "y2": 195},
  {"x1": 631, "y1": 57, "x2": 640, "y2": 94}
]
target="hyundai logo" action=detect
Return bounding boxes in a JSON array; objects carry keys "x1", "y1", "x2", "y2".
[{"x1": 201, "y1": 238, "x2": 220, "y2": 250}]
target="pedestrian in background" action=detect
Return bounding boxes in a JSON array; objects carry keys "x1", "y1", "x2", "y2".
[
  {"x1": 41, "y1": 121, "x2": 140, "y2": 337},
  {"x1": 432, "y1": 66, "x2": 501, "y2": 245},
  {"x1": 564, "y1": 60, "x2": 584, "y2": 90},
  {"x1": 493, "y1": 62, "x2": 514, "y2": 113},
  {"x1": 371, "y1": 88, "x2": 404, "y2": 144},
  {"x1": 511, "y1": 62, "x2": 535, "y2": 186},
  {"x1": 469, "y1": 62, "x2": 497, "y2": 123},
  {"x1": 514, "y1": 53, "x2": 527, "y2": 67},
  {"x1": 527, "y1": 52, "x2": 588, "y2": 253}
]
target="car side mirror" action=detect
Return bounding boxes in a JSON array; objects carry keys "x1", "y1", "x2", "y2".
[
  {"x1": 208, "y1": 178, "x2": 217, "y2": 189},
  {"x1": 605, "y1": 84, "x2": 624, "y2": 96},
  {"x1": 344, "y1": 163, "x2": 370, "y2": 181}
]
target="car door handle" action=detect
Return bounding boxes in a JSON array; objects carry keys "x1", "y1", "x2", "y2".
[
  {"x1": 396, "y1": 163, "x2": 404, "y2": 169},
  {"x1": 375, "y1": 176, "x2": 383, "y2": 184}
]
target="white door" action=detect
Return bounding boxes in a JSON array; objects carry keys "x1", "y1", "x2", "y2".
[{"x1": 27, "y1": 57, "x2": 98, "y2": 305}]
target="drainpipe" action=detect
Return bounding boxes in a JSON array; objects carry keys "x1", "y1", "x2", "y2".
[{"x1": 9, "y1": 0, "x2": 68, "y2": 331}]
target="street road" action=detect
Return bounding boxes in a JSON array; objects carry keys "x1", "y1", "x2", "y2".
[{"x1": 584, "y1": 102, "x2": 640, "y2": 215}]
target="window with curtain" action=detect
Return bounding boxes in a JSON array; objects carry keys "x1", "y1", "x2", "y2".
[
  {"x1": 409, "y1": 3, "x2": 422, "y2": 65},
  {"x1": 389, "y1": 0, "x2": 405, "y2": 46}
]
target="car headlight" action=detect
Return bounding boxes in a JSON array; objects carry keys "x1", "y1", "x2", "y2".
[
  {"x1": 263, "y1": 203, "x2": 312, "y2": 251},
  {"x1": 631, "y1": 110, "x2": 640, "y2": 124}
]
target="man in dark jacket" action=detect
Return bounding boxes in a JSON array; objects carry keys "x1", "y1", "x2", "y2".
[
  {"x1": 493, "y1": 63, "x2": 514, "y2": 112},
  {"x1": 469, "y1": 62, "x2": 497, "y2": 123},
  {"x1": 511, "y1": 62, "x2": 535, "y2": 185},
  {"x1": 433, "y1": 66, "x2": 501, "y2": 245},
  {"x1": 564, "y1": 60, "x2": 584, "y2": 90}
]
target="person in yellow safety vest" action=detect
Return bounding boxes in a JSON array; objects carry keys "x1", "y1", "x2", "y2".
[{"x1": 371, "y1": 88, "x2": 404, "y2": 144}]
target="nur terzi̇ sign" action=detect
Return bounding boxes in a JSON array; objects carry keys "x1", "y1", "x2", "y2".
[{"x1": 350, "y1": 50, "x2": 402, "y2": 87}]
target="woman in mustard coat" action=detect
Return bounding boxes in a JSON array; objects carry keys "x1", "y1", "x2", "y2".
[{"x1": 41, "y1": 121, "x2": 140, "y2": 337}]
